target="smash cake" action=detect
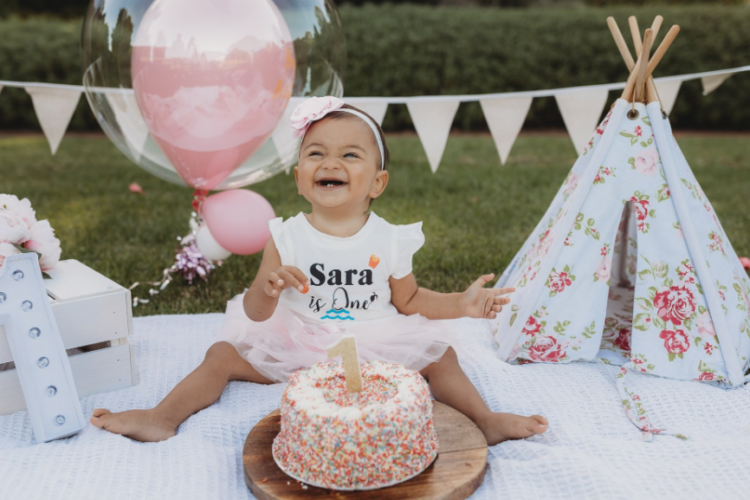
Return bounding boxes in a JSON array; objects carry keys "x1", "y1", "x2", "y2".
[{"x1": 272, "y1": 360, "x2": 438, "y2": 490}]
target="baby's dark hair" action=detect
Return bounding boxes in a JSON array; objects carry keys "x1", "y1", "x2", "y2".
[{"x1": 323, "y1": 103, "x2": 390, "y2": 171}]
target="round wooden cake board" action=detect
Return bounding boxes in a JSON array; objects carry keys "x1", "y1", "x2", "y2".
[{"x1": 243, "y1": 402, "x2": 488, "y2": 500}]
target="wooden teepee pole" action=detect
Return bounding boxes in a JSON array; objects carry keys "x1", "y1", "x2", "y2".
[
  {"x1": 607, "y1": 16, "x2": 635, "y2": 70},
  {"x1": 629, "y1": 17, "x2": 660, "y2": 104},
  {"x1": 636, "y1": 30, "x2": 655, "y2": 102},
  {"x1": 646, "y1": 25, "x2": 681, "y2": 78}
]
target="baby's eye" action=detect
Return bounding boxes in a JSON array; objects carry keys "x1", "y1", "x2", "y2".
[
  {"x1": 345, "y1": 153, "x2": 358, "y2": 158},
  {"x1": 309, "y1": 151, "x2": 322, "y2": 156}
]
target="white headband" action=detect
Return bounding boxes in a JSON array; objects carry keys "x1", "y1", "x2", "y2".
[{"x1": 300, "y1": 108, "x2": 385, "y2": 170}]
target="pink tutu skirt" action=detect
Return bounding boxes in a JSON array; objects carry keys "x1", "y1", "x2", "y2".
[{"x1": 217, "y1": 293, "x2": 456, "y2": 383}]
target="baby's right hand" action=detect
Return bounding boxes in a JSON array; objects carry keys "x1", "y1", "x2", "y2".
[{"x1": 265, "y1": 266, "x2": 310, "y2": 297}]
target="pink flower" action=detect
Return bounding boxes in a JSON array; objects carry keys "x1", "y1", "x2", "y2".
[
  {"x1": 704, "y1": 343, "x2": 714, "y2": 355},
  {"x1": 129, "y1": 182, "x2": 144, "y2": 195},
  {"x1": 537, "y1": 229, "x2": 555, "y2": 258},
  {"x1": 614, "y1": 327, "x2": 631, "y2": 352},
  {"x1": 289, "y1": 96, "x2": 345, "y2": 138},
  {"x1": 548, "y1": 271, "x2": 572, "y2": 293},
  {"x1": 740, "y1": 256, "x2": 750, "y2": 270},
  {"x1": 634, "y1": 126, "x2": 642, "y2": 137},
  {"x1": 0, "y1": 242, "x2": 21, "y2": 269},
  {"x1": 698, "y1": 372, "x2": 714, "y2": 381},
  {"x1": 565, "y1": 173, "x2": 579, "y2": 196},
  {"x1": 659, "y1": 329, "x2": 690, "y2": 354},
  {"x1": 595, "y1": 256, "x2": 611, "y2": 282},
  {"x1": 633, "y1": 148, "x2": 660, "y2": 176},
  {"x1": 24, "y1": 220, "x2": 61, "y2": 271},
  {"x1": 653, "y1": 285, "x2": 696, "y2": 326},
  {"x1": 596, "y1": 110, "x2": 612, "y2": 135},
  {"x1": 528, "y1": 335, "x2": 567, "y2": 362},
  {"x1": 522, "y1": 316, "x2": 542, "y2": 336},
  {"x1": 696, "y1": 311, "x2": 716, "y2": 338},
  {"x1": 631, "y1": 197, "x2": 650, "y2": 221}
]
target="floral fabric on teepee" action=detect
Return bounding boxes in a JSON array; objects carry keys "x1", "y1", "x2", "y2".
[{"x1": 492, "y1": 100, "x2": 750, "y2": 387}]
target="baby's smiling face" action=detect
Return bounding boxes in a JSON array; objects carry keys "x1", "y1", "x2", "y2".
[{"x1": 294, "y1": 114, "x2": 388, "y2": 213}]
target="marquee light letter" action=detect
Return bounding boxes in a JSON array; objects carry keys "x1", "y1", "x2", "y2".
[{"x1": 0, "y1": 253, "x2": 84, "y2": 442}]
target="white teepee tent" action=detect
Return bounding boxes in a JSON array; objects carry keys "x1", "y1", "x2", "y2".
[{"x1": 491, "y1": 16, "x2": 750, "y2": 391}]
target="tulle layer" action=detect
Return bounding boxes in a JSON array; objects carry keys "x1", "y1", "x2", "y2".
[{"x1": 218, "y1": 294, "x2": 455, "y2": 383}]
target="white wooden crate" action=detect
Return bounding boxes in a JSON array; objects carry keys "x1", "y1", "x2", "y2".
[{"x1": 0, "y1": 259, "x2": 137, "y2": 415}]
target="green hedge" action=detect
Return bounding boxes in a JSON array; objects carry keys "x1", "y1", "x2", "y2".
[
  {"x1": 1, "y1": 5, "x2": 749, "y2": 132},
  {"x1": 0, "y1": 18, "x2": 95, "y2": 131},
  {"x1": 341, "y1": 5, "x2": 750, "y2": 130}
]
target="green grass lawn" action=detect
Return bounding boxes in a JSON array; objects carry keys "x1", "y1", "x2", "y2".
[{"x1": 1, "y1": 132, "x2": 748, "y2": 316}]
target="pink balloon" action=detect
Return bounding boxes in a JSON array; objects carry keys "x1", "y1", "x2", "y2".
[
  {"x1": 203, "y1": 189, "x2": 276, "y2": 255},
  {"x1": 131, "y1": 0, "x2": 295, "y2": 190}
]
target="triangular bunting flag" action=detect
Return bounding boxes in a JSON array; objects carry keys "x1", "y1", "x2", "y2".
[
  {"x1": 347, "y1": 101, "x2": 388, "y2": 126},
  {"x1": 406, "y1": 100, "x2": 460, "y2": 173},
  {"x1": 105, "y1": 92, "x2": 150, "y2": 161},
  {"x1": 654, "y1": 79, "x2": 682, "y2": 115},
  {"x1": 701, "y1": 72, "x2": 734, "y2": 96},
  {"x1": 555, "y1": 89, "x2": 609, "y2": 154},
  {"x1": 479, "y1": 96, "x2": 532, "y2": 165},
  {"x1": 25, "y1": 86, "x2": 81, "y2": 155},
  {"x1": 271, "y1": 96, "x2": 305, "y2": 165}
]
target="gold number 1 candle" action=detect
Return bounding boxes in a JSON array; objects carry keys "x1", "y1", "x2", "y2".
[{"x1": 326, "y1": 334, "x2": 363, "y2": 393}]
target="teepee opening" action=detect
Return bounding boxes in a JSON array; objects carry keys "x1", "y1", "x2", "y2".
[{"x1": 600, "y1": 201, "x2": 638, "y2": 365}]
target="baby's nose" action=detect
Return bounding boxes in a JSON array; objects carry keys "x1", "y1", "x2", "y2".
[{"x1": 321, "y1": 156, "x2": 343, "y2": 169}]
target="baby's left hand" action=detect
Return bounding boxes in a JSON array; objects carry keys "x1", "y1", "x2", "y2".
[{"x1": 460, "y1": 273, "x2": 515, "y2": 320}]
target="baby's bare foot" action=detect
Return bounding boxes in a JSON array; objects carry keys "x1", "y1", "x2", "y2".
[
  {"x1": 90, "y1": 408, "x2": 177, "y2": 442},
  {"x1": 479, "y1": 412, "x2": 548, "y2": 446}
]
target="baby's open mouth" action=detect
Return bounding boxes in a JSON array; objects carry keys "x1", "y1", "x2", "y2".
[{"x1": 316, "y1": 179, "x2": 347, "y2": 188}]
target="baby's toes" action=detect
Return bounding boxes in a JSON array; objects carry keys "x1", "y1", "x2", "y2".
[
  {"x1": 529, "y1": 415, "x2": 549, "y2": 434},
  {"x1": 91, "y1": 408, "x2": 111, "y2": 418},
  {"x1": 90, "y1": 409, "x2": 113, "y2": 429}
]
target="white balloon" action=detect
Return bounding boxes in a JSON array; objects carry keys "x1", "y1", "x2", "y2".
[{"x1": 196, "y1": 225, "x2": 232, "y2": 261}]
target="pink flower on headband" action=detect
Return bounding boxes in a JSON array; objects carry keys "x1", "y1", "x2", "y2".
[{"x1": 290, "y1": 96, "x2": 345, "y2": 139}]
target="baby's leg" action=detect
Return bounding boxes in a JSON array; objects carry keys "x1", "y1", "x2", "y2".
[
  {"x1": 421, "y1": 347, "x2": 548, "y2": 446},
  {"x1": 91, "y1": 342, "x2": 272, "y2": 442}
]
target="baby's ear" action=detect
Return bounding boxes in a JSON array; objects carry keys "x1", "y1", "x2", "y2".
[
  {"x1": 293, "y1": 166, "x2": 301, "y2": 192},
  {"x1": 370, "y1": 170, "x2": 389, "y2": 199}
]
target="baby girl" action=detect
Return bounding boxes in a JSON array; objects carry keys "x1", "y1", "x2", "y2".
[{"x1": 91, "y1": 96, "x2": 548, "y2": 445}]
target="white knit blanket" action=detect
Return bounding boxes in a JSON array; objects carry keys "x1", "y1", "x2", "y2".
[{"x1": 1, "y1": 314, "x2": 749, "y2": 500}]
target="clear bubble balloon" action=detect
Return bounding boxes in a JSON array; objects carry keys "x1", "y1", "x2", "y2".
[{"x1": 82, "y1": 0, "x2": 346, "y2": 190}]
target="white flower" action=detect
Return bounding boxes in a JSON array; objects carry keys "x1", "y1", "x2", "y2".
[
  {"x1": 0, "y1": 208, "x2": 31, "y2": 245},
  {"x1": 24, "y1": 220, "x2": 62, "y2": 271},
  {"x1": 0, "y1": 194, "x2": 37, "y2": 226},
  {"x1": 0, "y1": 242, "x2": 21, "y2": 269}
]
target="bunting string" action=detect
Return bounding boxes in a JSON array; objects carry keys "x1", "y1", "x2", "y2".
[{"x1": 1, "y1": 64, "x2": 747, "y2": 172}]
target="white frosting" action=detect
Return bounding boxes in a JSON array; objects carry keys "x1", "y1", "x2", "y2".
[{"x1": 285, "y1": 361, "x2": 423, "y2": 419}]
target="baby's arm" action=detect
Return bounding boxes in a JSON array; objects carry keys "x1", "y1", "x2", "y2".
[
  {"x1": 390, "y1": 272, "x2": 514, "y2": 320},
  {"x1": 242, "y1": 237, "x2": 309, "y2": 322}
]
